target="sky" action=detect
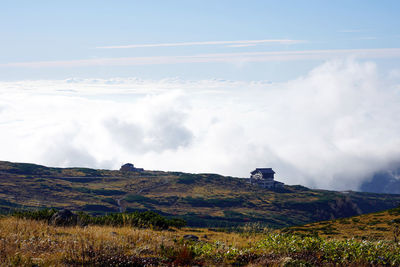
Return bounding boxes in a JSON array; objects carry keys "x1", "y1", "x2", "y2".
[{"x1": 1, "y1": 1, "x2": 400, "y2": 190}]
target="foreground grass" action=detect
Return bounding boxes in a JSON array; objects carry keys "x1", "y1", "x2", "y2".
[{"x1": 2, "y1": 217, "x2": 400, "y2": 266}]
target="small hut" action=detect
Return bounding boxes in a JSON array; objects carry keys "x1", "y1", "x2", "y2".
[
  {"x1": 120, "y1": 163, "x2": 144, "y2": 172},
  {"x1": 249, "y1": 168, "x2": 284, "y2": 188}
]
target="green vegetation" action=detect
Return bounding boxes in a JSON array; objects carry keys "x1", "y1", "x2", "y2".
[
  {"x1": 283, "y1": 206, "x2": 400, "y2": 241},
  {"x1": 165, "y1": 233, "x2": 400, "y2": 266},
  {"x1": 182, "y1": 196, "x2": 243, "y2": 207},
  {"x1": 12, "y1": 208, "x2": 186, "y2": 230},
  {"x1": 73, "y1": 187, "x2": 126, "y2": 196},
  {"x1": 77, "y1": 210, "x2": 186, "y2": 229},
  {"x1": 176, "y1": 173, "x2": 197, "y2": 184},
  {"x1": 13, "y1": 208, "x2": 57, "y2": 221},
  {"x1": 124, "y1": 194, "x2": 161, "y2": 204},
  {"x1": 6, "y1": 162, "x2": 51, "y2": 175}
]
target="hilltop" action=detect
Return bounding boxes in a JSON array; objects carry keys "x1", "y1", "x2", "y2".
[{"x1": 1, "y1": 160, "x2": 400, "y2": 228}]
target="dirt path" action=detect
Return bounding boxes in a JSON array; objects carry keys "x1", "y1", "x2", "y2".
[{"x1": 116, "y1": 197, "x2": 124, "y2": 212}]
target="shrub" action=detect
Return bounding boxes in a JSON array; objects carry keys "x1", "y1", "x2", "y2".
[
  {"x1": 124, "y1": 194, "x2": 160, "y2": 204},
  {"x1": 176, "y1": 174, "x2": 197, "y2": 184},
  {"x1": 8, "y1": 163, "x2": 50, "y2": 175},
  {"x1": 73, "y1": 187, "x2": 126, "y2": 196},
  {"x1": 183, "y1": 196, "x2": 243, "y2": 207},
  {"x1": 12, "y1": 208, "x2": 57, "y2": 221},
  {"x1": 82, "y1": 204, "x2": 117, "y2": 212},
  {"x1": 11, "y1": 208, "x2": 186, "y2": 230}
]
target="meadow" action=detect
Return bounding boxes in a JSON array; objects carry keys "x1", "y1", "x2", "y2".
[
  {"x1": 2, "y1": 161, "x2": 400, "y2": 266},
  {"x1": 2, "y1": 213, "x2": 400, "y2": 266}
]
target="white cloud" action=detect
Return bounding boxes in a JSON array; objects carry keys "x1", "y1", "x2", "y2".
[
  {"x1": 0, "y1": 59, "x2": 400, "y2": 190},
  {"x1": 95, "y1": 39, "x2": 303, "y2": 49},
  {"x1": 103, "y1": 107, "x2": 193, "y2": 153},
  {"x1": 2, "y1": 48, "x2": 400, "y2": 68},
  {"x1": 226, "y1": 44, "x2": 258, "y2": 48}
]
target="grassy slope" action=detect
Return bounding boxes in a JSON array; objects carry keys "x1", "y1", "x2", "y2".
[
  {"x1": 283, "y1": 206, "x2": 400, "y2": 241},
  {"x1": 2, "y1": 216, "x2": 270, "y2": 266},
  {"x1": 1, "y1": 160, "x2": 400, "y2": 228},
  {"x1": 3, "y1": 216, "x2": 400, "y2": 266}
]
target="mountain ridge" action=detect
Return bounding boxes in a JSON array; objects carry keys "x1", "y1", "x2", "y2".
[{"x1": 1, "y1": 160, "x2": 400, "y2": 228}]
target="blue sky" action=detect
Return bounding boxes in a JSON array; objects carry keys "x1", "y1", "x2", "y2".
[
  {"x1": 1, "y1": 1, "x2": 400, "y2": 81},
  {"x1": 1, "y1": 1, "x2": 400, "y2": 189}
]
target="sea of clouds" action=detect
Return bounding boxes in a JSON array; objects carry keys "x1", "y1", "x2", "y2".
[{"x1": 1, "y1": 59, "x2": 400, "y2": 190}]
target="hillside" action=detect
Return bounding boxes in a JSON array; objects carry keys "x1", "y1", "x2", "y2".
[
  {"x1": 283, "y1": 206, "x2": 400, "y2": 241},
  {"x1": 1, "y1": 160, "x2": 400, "y2": 228}
]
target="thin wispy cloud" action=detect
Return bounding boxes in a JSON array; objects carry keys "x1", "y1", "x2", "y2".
[
  {"x1": 2, "y1": 48, "x2": 400, "y2": 68},
  {"x1": 353, "y1": 37, "x2": 377, "y2": 40},
  {"x1": 338, "y1": 29, "x2": 367, "y2": 33},
  {"x1": 227, "y1": 44, "x2": 258, "y2": 48},
  {"x1": 96, "y1": 39, "x2": 304, "y2": 49}
]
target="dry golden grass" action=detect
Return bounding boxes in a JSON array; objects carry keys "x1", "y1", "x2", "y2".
[
  {"x1": 284, "y1": 207, "x2": 400, "y2": 241},
  {"x1": 0, "y1": 216, "x2": 268, "y2": 266},
  {"x1": 3, "y1": 216, "x2": 400, "y2": 266}
]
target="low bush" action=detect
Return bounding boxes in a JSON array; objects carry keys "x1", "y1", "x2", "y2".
[
  {"x1": 78, "y1": 210, "x2": 186, "y2": 229},
  {"x1": 161, "y1": 233, "x2": 400, "y2": 266},
  {"x1": 13, "y1": 208, "x2": 57, "y2": 221},
  {"x1": 183, "y1": 196, "x2": 243, "y2": 207},
  {"x1": 12, "y1": 208, "x2": 186, "y2": 230},
  {"x1": 73, "y1": 187, "x2": 126, "y2": 196},
  {"x1": 176, "y1": 174, "x2": 197, "y2": 184},
  {"x1": 82, "y1": 204, "x2": 117, "y2": 212},
  {"x1": 7, "y1": 163, "x2": 51, "y2": 175},
  {"x1": 124, "y1": 194, "x2": 160, "y2": 204}
]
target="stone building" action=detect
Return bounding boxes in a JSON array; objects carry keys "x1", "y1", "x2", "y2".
[
  {"x1": 120, "y1": 163, "x2": 144, "y2": 172},
  {"x1": 249, "y1": 168, "x2": 284, "y2": 189}
]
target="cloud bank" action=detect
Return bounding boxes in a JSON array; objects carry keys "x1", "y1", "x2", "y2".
[{"x1": 1, "y1": 59, "x2": 400, "y2": 190}]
